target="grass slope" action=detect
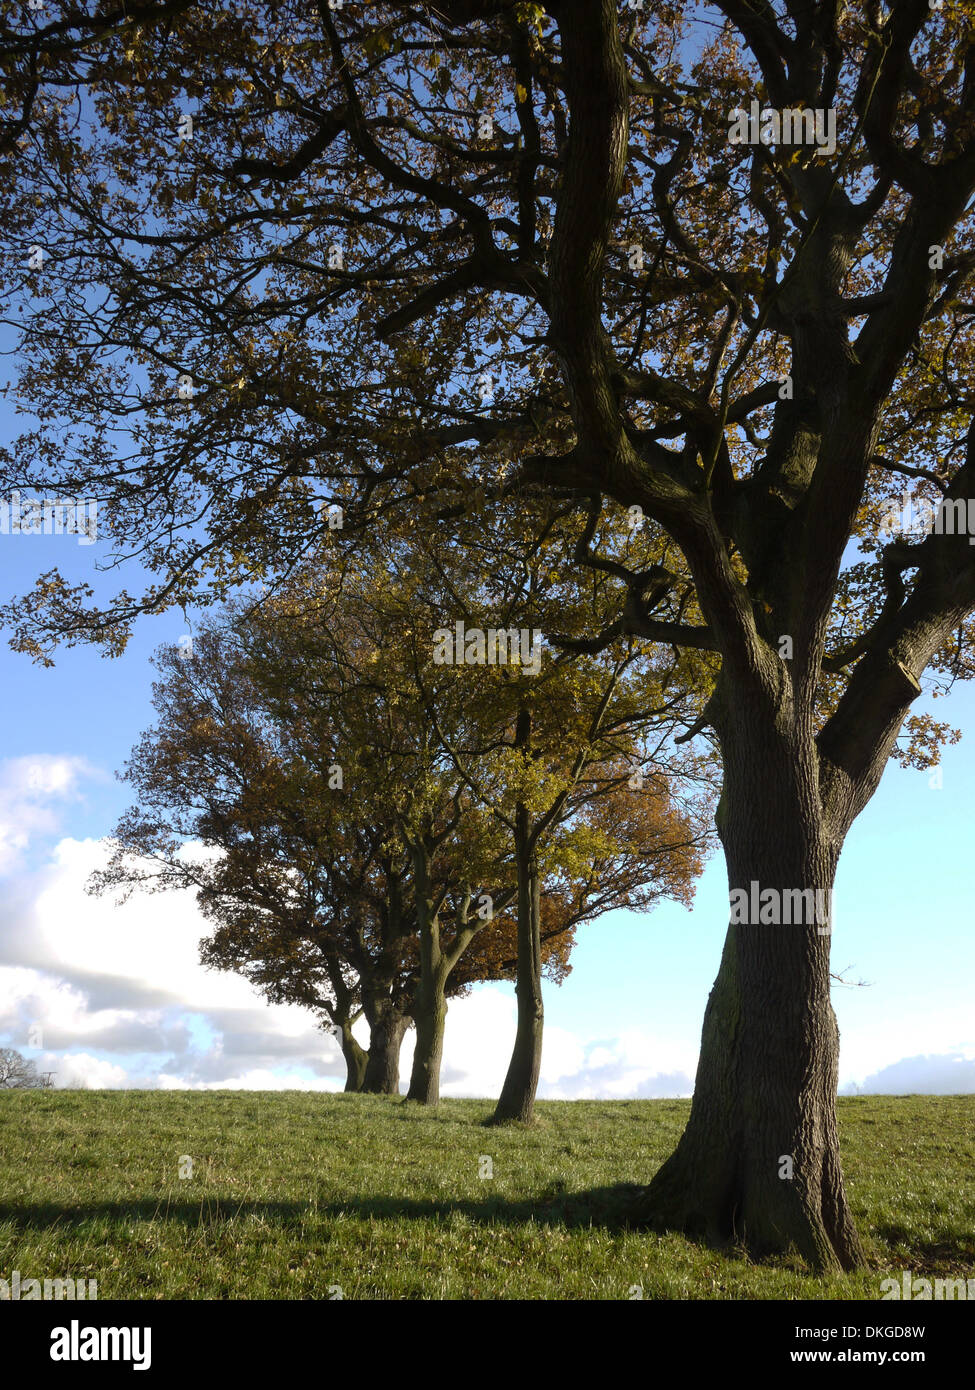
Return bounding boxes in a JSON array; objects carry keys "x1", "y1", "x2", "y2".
[{"x1": 0, "y1": 1092, "x2": 972, "y2": 1299}]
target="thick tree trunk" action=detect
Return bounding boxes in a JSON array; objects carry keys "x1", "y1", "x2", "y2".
[
  {"x1": 339, "y1": 1022, "x2": 368, "y2": 1093},
  {"x1": 491, "y1": 806, "x2": 543, "y2": 1124},
  {"x1": 361, "y1": 995, "x2": 409, "y2": 1095},
  {"x1": 640, "y1": 707, "x2": 865, "y2": 1272},
  {"x1": 406, "y1": 979, "x2": 447, "y2": 1104}
]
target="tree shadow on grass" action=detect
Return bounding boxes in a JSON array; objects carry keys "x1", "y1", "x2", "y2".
[
  {"x1": 0, "y1": 1184, "x2": 648, "y2": 1235},
  {"x1": 870, "y1": 1224, "x2": 975, "y2": 1274},
  {"x1": 315, "y1": 1184, "x2": 649, "y2": 1230},
  {"x1": 10, "y1": 1198, "x2": 966, "y2": 1276}
]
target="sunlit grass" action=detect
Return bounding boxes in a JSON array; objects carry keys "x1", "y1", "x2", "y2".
[{"x1": 0, "y1": 1092, "x2": 971, "y2": 1299}]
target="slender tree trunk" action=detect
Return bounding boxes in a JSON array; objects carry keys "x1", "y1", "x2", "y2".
[
  {"x1": 406, "y1": 842, "x2": 448, "y2": 1104},
  {"x1": 339, "y1": 1022, "x2": 368, "y2": 1093},
  {"x1": 323, "y1": 960, "x2": 367, "y2": 1093},
  {"x1": 491, "y1": 805, "x2": 543, "y2": 1124},
  {"x1": 640, "y1": 703, "x2": 865, "y2": 1272},
  {"x1": 361, "y1": 994, "x2": 409, "y2": 1095}
]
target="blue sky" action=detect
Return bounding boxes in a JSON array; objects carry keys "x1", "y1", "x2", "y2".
[{"x1": 1, "y1": 514, "x2": 973, "y2": 1097}]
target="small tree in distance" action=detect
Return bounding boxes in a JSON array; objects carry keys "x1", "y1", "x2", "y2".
[{"x1": 0, "y1": 1048, "x2": 53, "y2": 1090}]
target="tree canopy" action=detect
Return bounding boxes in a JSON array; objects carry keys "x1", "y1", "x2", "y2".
[
  {"x1": 93, "y1": 541, "x2": 710, "y2": 1101},
  {"x1": 3, "y1": 0, "x2": 974, "y2": 1270}
]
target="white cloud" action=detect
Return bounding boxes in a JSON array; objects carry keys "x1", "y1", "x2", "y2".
[
  {"x1": 156, "y1": 1068, "x2": 343, "y2": 1092},
  {"x1": 837, "y1": 1005, "x2": 975, "y2": 1091},
  {"x1": 539, "y1": 1026, "x2": 696, "y2": 1099},
  {"x1": 0, "y1": 801, "x2": 971, "y2": 1100},
  {"x1": 0, "y1": 835, "x2": 349, "y2": 1088},
  {"x1": 841, "y1": 1049, "x2": 975, "y2": 1095},
  {"x1": 45, "y1": 1052, "x2": 131, "y2": 1089},
  {"x1": 0, "y1": 755, "x2": 97, "y2": 874},
  {"x1": 433, "y1": 986, "x2": 695, "y2": 1100}
]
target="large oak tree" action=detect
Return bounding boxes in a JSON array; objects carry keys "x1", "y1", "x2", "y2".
[{"x1": 3, "y1": 1, "x2": 975, "y2": 1267}]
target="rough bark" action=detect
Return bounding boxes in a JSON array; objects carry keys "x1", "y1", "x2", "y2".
[
  {"x1": 406, "y1": 978, "x2": 447, "y2": 1105},
  {"x1": 339, "y1": 1022, "x2": 368, "y2": 1093},
  {"x1": 324, "y1": 957, "x2": 369, "y2": 1094},
  {"x1": 361, "y1": 993, "x2": 409, "y2": 1095},
  {"x1": 405, "y1": 842, "x2": 448, "y2": 1104},
  {"x1": 491, "y1": 804, "x2": 544, "y2": 1125},
  {"x1": 639, "y1": 692, "x2": 864, "y2": 1271}
]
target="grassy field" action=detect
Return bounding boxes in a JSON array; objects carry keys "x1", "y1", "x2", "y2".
[{"x1": 0, "y1": 1091, "x2": 972, "y2": 1300}]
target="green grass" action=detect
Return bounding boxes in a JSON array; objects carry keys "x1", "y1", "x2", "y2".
[{"x1": 0, "y1": 1092, "x2": 971, "y2": 1299}]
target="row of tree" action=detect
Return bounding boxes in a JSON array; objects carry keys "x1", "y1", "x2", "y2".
[
  {"x1": 93, "y1": 504, "x2": 715, "y2": 1121},
  {"x1": 3, "y1": 0, "x2": 973, "y2": 1268}
]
